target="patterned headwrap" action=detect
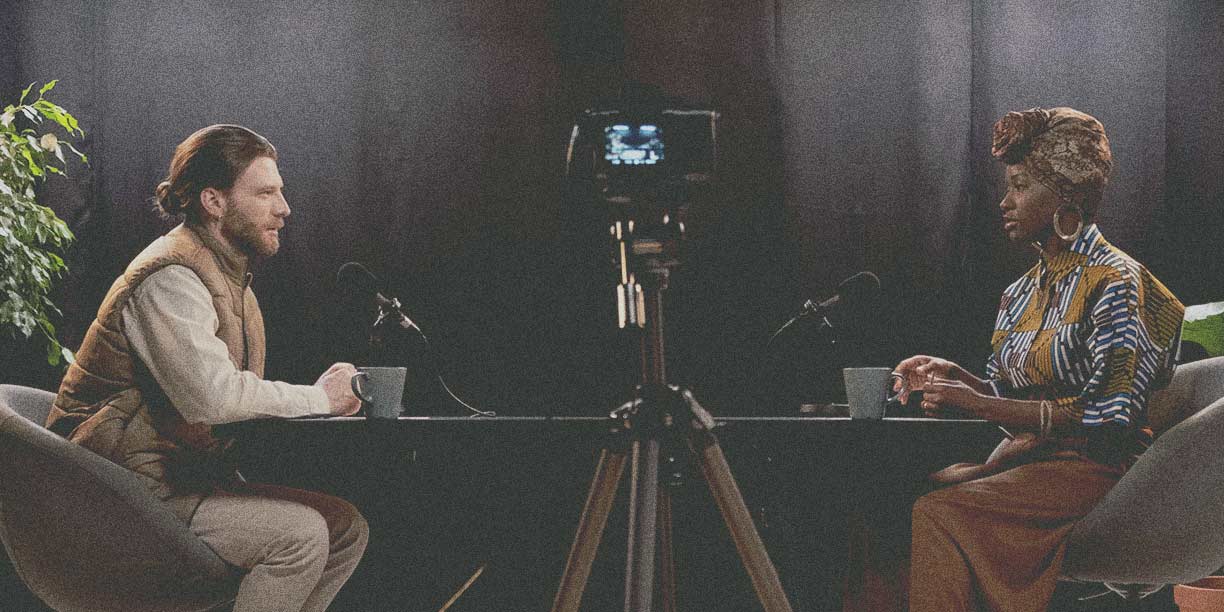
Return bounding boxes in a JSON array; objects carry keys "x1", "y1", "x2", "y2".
[{"x1": 991, "y1": 107, "x2": 1113, "y2": 216}]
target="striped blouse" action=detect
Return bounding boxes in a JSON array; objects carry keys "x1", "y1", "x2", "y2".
[{"x1": 985, "y1": 224, "x2": 1184, "y2": 463}]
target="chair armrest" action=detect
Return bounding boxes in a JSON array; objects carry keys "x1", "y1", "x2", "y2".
[
  {"x1": 1064, "y1": 395, "x2": 1224, "y2": 584},
  {"x1": 1149, "y1": 356, "x2": 1224, "y2": 435}
]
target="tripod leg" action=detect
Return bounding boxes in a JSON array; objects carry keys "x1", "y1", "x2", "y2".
[
  {"x1": 552, "y1": 447, "x2": 629, "y2": 612},
  {"x1": 624, "y1": 439, "x2": 660, "y2": 612},
  {"x1": 692, "y1": 431, "x2": 795, "y2": 612},
  {"x1": 658, "y1": 489, "x2": 676, "y2": 612}
]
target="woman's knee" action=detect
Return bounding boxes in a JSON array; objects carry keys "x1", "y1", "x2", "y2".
[{"x1": 911, "y1": 488, "x2": 959, "y2": 529}]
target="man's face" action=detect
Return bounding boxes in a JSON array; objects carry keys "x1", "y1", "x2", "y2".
[
  {"x1": 998, "y1": 164, "x2": 1059, "y2": 243},
  {"x1": 220, "y1": 156, "x2": 289, "y2": 258}
]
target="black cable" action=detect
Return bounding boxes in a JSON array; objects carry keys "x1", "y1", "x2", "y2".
[{"x1": 394, "y1": 318, "x2": 497, "y2": 418}]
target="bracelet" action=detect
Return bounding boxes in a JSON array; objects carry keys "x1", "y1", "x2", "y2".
[{"x1": 1038, "y1": 399, "x2": 1053, "y2": 438}]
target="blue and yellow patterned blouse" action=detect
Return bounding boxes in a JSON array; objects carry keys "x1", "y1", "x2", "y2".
[{"x1": 985, "y1": 224, "x2": 1184, "y2": 464}]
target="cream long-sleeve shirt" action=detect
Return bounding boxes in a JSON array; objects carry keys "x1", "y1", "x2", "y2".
[{"x1": 122, "y1": 265, "x2": 330, "y2": 425}]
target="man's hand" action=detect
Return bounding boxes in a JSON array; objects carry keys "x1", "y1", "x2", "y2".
[{"x1": 315, "y1": 362, "x2": 361, "y2": 416}]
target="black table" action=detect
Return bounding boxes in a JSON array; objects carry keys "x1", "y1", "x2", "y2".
[{"x1": 223, "y1": 415, "x2": 1003, "y2": 612}]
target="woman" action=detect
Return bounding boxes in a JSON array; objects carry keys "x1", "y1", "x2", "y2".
[{"x1": 894, "y1": 107, "x2": 1184, "y2": 611}]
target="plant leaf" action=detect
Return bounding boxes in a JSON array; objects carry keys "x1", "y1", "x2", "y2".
[
  {"x1": 46, "y1": 338, "x2": 61, "y2": 366},
  {"x1": 65, "y1": 141, "x2": 88, "y2": 163},
  {"x1": 38, "y1": 80, "x2": 58, "y2": 97},
  {"x1": 20, "y1": 148, "x2": 43, "y2": 176}
]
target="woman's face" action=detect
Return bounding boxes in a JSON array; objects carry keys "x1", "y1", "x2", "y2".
[{"x1": 999, "y1": 164, "x2": 1060, "y2": 243}]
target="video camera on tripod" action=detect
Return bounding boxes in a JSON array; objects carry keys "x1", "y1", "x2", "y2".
[
  {"x1": 565, "y1": 102, "x2": 718, "y2": 328},
  {"x1": 553, "y1": 96, "x2": 795, "y2": 612}
]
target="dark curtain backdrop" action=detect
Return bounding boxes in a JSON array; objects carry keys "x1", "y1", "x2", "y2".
[{"x1": 4, "y1": 0, "x2": 1223, "y2": 416}]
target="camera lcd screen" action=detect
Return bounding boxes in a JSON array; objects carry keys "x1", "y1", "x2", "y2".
[{"x1": 604, "y1": 124, "x2": 663, "y2": 166}]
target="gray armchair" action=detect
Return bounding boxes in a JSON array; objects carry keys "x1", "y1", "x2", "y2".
[
  {"x1": 0, "y1": 384, "x2": 238, "y2": 612},
  {"x1": 1063, "y1": 356, "x2": 1224, "y2": 588}
]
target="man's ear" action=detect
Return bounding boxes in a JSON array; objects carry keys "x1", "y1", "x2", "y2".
[{"x1": 199, "y1": 187, "x2": 226, "y2": 221}]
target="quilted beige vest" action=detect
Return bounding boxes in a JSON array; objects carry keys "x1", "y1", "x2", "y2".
[{"x1": 49, "y1": 223, "x2": 266, "y2": 522}]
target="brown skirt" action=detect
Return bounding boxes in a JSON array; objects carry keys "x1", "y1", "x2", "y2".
[{"x1": 908, "y1": 457, "x2": 1121, "y2": 612}]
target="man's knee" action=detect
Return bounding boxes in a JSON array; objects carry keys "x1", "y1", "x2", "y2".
[
  {"x1": 335, "y1": 501, "x2": 369, "y2": 555},
  {"x1": 268, "y1": 506, "x2": 332, "y2": 570}
]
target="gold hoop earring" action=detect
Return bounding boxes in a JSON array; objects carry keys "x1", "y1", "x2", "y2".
[{"x1": 1053, "y1": 207, "x2": 1083, "y2": 243}]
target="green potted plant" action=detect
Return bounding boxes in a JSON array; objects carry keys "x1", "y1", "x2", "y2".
[{"x1": 0, "y1": 80, "x2": 87, "y2": 368}]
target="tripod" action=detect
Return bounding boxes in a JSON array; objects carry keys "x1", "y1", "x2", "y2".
[{"x1": 550, "y1": 261, "x2": 794, "y2": 612}]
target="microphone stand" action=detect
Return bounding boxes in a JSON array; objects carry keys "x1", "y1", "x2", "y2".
[
  {"x1": 366, "y1": 294, "x2": 496, "y2": 418},
  {"x1": 766, "y1": 302, "x2": 835, "y2": 349}
]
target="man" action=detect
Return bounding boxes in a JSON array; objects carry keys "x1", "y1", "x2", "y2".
[{"x1": 49, "y1": 124, "x2": 368, "y2": 612}]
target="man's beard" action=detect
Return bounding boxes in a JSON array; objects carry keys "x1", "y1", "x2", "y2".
[{"x1": 222, "y1": 209, "x2": 278, "y2": 258}]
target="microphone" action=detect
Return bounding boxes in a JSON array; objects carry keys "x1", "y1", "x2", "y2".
[
  {"x1": 336, "y1": 262, "x2": 419, "y2": 332},
  {"x1": 797, "y1": 271, "x2": 881, "y2": 319},
  {"x1": 768, "y1": 271, "x2": 881, "y2": 345}
]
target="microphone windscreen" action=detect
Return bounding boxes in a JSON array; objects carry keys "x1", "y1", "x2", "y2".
[{"x1": 337, "y1": 262, "x2": 380, "y2": 296}]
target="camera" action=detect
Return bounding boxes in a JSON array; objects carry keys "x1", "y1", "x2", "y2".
[
  {"x1": 567, "y1": 106, "x2": 718, "y2": 207},
  {"x1": 565, "y1": 99, "x2": 718, "y2": 328}
]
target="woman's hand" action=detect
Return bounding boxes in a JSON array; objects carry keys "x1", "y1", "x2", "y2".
[
  {"x1": 919, "y1": 376, "x2": 989, "y2": 418},
  {"x1": 892, "y1": 355, "x2": 966, "y2": 404},
  {"x1": 928, "y1": 462, "x2": 990, "y2": 485},
  {"x1": 983, "y1": 431, "x2": 1043, "y2": 465}
]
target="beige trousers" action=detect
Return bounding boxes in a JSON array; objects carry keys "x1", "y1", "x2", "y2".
[
  {"x1": 190, "y1": 483, "x2": 369, "y2": 612},
  {"x1": 909, "y1": 458, "x2": 1120, "y2": 612}
]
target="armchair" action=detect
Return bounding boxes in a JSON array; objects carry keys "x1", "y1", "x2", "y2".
[{"x1": 0, "y1": 384, "x2": 239, "y2": 612}]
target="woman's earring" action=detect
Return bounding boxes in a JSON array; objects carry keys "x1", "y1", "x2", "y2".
[{"x1": 1053, "y1": 206, "x2": 1083, "y2": 243}]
